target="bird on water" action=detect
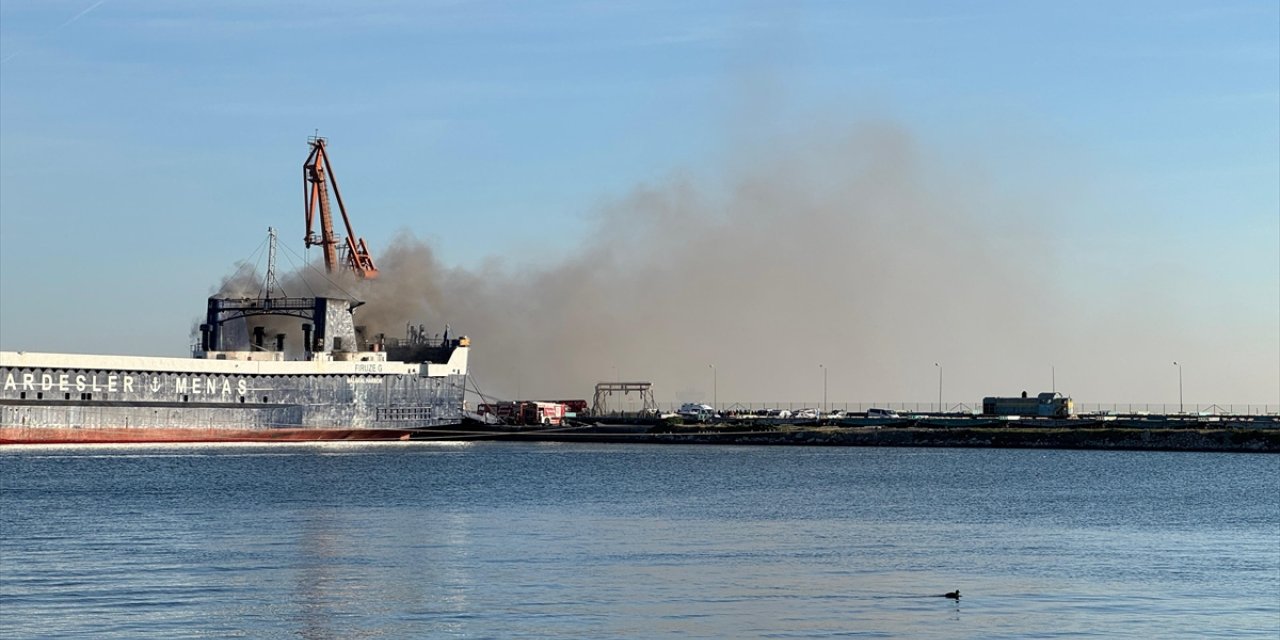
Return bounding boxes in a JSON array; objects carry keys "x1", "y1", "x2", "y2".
[{"x1": 944, "y1": 590, "x2": 961, "y2": 600}]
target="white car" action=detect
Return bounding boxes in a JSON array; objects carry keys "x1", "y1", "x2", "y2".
[
  {"x1": 794, "y1": 409, "x2": 819, "y2": 419},
  {"x1": 677, "y1": 403, "x2": 716, "y2": 421}
]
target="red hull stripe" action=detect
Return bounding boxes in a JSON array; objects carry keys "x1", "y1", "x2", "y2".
[{"x1": 0, "y1": 427, "x2": 416, "y2": 444}]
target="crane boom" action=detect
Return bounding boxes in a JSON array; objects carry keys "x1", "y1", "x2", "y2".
[{"x1": 302, "y1": 136, "x2": 379, "y2": 279}]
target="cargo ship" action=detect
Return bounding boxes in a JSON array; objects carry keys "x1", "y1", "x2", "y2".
[
  {"x1": 0, "y1": 137, "x2": 471, "y2": 443},
  {"x1": 0, "y1": 298, "x2": 469, "y2": 443}
]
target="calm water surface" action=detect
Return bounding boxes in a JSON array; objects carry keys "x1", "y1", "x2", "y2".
[{"x1": 1, "y1": 442, "x2": 1277, "y2": 638}]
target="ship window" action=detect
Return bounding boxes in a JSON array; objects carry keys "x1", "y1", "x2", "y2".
[
  {"x1": 239, "y1": 396, "x2": 245, "y2": 403},
  {"x1": 19, "y1": 392, "x2": 25, "y2": 400},
  {"x1": 65, "y1": 393, "x2": 71, "y2": 400},
  {"x1": 261, "y1": 396, "x2": 269, "y2": 403},
  {"x1": 37, "y1": 392, "x2": 43, "y2": 400},
  {"x1": 183, "y1": 395, "x2": 189, "y2": 402}
]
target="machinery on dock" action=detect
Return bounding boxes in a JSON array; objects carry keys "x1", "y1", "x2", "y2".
[
  {"x1": 982, "y1": 391, "x2": 1074, "y2": 418},
  {"x1": 591, "y1": 382, "x2": 658, "y2": 417}
]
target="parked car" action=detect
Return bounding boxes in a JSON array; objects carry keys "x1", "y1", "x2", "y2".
[
  {"x1": 794, "y1": 408, "x2": 819, "y2": 419},
  {"x1": 866, "y1": 408, "x2": 901, "y2": 418},
  {"x1": 677, "y1": 403, "x2": 716, "y2": 421},
  {"x1": 826, "y1": 410, "x2": 847, "y2": 419}
]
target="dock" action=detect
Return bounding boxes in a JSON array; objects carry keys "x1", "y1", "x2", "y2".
[{"x1": 416, "y1": 413, "x2": 1280, "y2": 453}]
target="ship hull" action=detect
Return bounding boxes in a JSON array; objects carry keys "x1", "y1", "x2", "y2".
[
  {"x1": 1, "y1": 350, "x2": 470, "y2": 445},
  {"x1": 0, "y1": 426, "x2": 420, "y2": 444}
]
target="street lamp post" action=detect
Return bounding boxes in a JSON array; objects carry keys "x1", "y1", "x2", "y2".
[
  {"x1": 935, "y1": 362, "x2": 943, "y2": 414},
  {"x1": 1173, "y1": 361, "x2": 1183, "y2": 414},
  {"x1": 819, "y1": 364, "x2": 827, "y2": 414},
  {"x1": 709, "y1": 364, "x2": 717, "y2": 412}
]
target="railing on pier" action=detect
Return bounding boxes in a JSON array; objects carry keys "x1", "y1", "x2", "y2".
[{"x1": 647, "y1": 401, "x2": 1280, "y2": 418}]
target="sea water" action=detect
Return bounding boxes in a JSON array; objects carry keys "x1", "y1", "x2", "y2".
[{"x1": 1, "y1": 442, "x2": 1277, "y2": 638}]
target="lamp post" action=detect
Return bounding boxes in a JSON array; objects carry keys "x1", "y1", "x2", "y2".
[
  {"x1": 709, "y1": 364, "x2": 717, "y2": 412},
  {"x1": 935, "y1": 362, "x2": 943, "y2": 414},
  {"x1": 819, "y1": 364, "x2": 827, "y2": 414},
  {"x1": 1173, "y1": 361, "x2": 1183, "y2": 414}
]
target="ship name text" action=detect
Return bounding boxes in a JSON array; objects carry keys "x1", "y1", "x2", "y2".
[{"x1": 4, "y1": 372, "x2": 251, "y2": 397}]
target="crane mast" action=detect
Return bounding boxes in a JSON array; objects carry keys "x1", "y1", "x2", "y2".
[{"x1": 303, "y1": 136, "x2": 379, "y2": 279}]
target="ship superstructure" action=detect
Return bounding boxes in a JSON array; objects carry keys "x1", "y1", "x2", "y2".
[{"x1": 0, "y1": 295, "x2": 469, "y2": 443}]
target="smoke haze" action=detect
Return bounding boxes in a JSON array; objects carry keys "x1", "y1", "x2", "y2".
[
  {"x1": 211, "y1": 121, "x2": 1276, "y2": 408},
  {"x1": 428, "y1": 123, "x2": 1060, "y2": 407}
]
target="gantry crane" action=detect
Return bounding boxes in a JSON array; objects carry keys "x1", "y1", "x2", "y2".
[{"x1": 303, "y1": 136, "x2": 379, "y2": 279}]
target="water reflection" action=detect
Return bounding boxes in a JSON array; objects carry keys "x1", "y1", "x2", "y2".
[
  {"x1": 1, "y1": 444, "x2": 1276, "y2": 638},
  {"x1": 283, "y1": 506, "x2": 483, "y2": 639}
]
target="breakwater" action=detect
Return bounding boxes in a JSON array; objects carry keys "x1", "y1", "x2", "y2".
[
  {"x1": 646, "y1": 425, "x2": 1280, "y2": 453},
  {"x1": 422, "y1": 420, "x2": 1280, "y2": 453}
]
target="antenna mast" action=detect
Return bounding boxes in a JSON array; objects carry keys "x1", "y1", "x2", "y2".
[{"x1": 264, "y1": 226, "x2": 280, "y2": 299}]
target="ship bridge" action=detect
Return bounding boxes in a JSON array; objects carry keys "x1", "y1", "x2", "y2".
[{"x1": 198, "y1": 295, "x2": 368, "y2": 361}]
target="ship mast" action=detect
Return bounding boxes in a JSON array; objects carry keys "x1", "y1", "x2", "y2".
[
  {"x1": 264, "y1": 226, "x2": 280, "y2": 299},
  {"x1": 302, "y1": 136, "x2": 379, "y2": 279}
]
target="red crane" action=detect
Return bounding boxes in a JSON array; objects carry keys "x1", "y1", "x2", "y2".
[{"x1": 303, "y1": 136, "x2": 379, "y2": 279}]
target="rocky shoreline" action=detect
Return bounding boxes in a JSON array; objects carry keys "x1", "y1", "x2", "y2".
[
  {"x1": 432, "y1": 423, "x2": 1280, "y2": 453},
  {"x1": 650, "y1": 425, "x2": 1280, "y2": 453}
]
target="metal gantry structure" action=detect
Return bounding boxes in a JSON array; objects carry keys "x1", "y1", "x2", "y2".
[
  {"x1": 591, "y1": 382, "x2": 657, "y2": 417},
  {"x1": 303, "y1": 136, "x2": 379, "y2": 279}
]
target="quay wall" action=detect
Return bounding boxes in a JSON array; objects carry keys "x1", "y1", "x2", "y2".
[{"x1": 460, "y1": 423, "x2": 1280, "y2": 453}]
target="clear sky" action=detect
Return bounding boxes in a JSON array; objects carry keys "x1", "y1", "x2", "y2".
[{"x1": 1, "y1": 1, "x2": 1277, "y2": 407}]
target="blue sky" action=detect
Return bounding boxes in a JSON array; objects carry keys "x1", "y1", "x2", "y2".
[{"x1": 1, "y1": 1, "x2": 1277, "y2": 404}]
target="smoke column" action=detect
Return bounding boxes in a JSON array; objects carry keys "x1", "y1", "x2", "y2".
[
  {"x1": 210, "y1": 119, "x2": 1278, "y2": 407},
  {"x1": 331, "y1": 122, "x2": 1064, "y2": 407}
]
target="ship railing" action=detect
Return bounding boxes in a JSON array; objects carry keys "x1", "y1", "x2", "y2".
[
  {"x1": 382, "y1": 335, "x2": 450, "y2": 349},
  {"x1": 213, "y1": 296, "x2": 320, "y2": 311},
  {"x1": 644, "y1": 401, "x2": 1280, "y2": 418}
]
